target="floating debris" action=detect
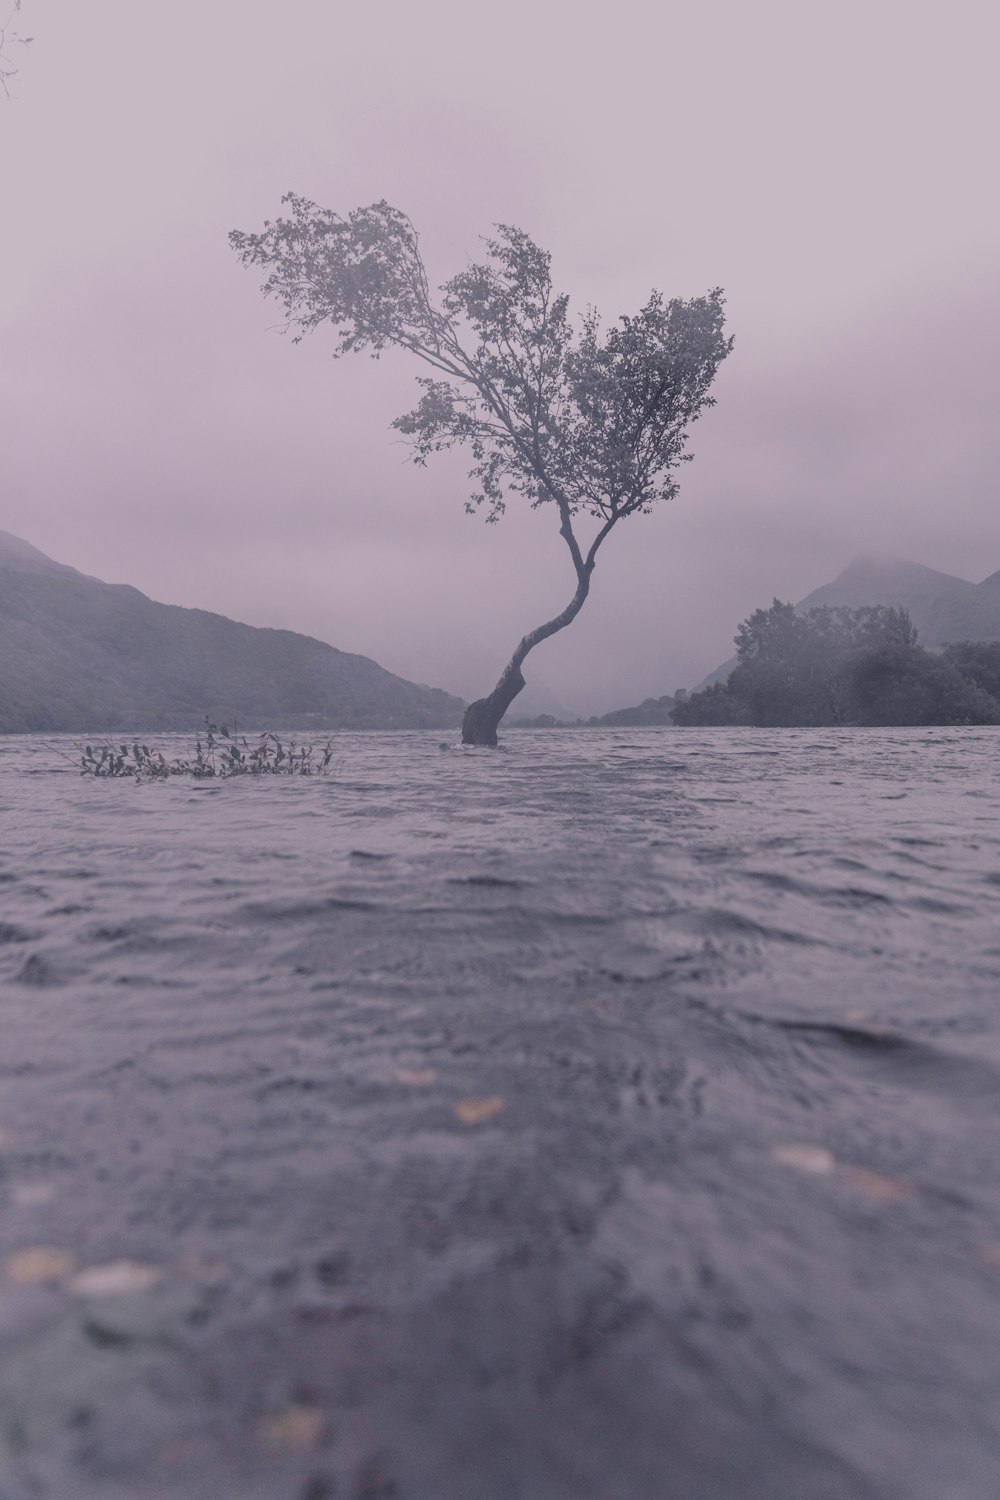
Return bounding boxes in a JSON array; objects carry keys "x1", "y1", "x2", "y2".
[
  {"x1": 258, "y1": 1404, "x2": 325, "y2": 1451},
  {"x1": 455, "y1": 1096, "x2": 506, "y2": 1126},
  {"x1": 839, "y1": 1166, "x2": 913, "y2": 1204},
  {"x1": 69, "y1": 1260, "x2": 163, "y2": 1296},
  {"x1": 395, "y1": 1068, "x2": 438, "y2": 1086},
  {"x1": 5, "y1": 1246, "x2": 75, "y2": 1284},
  {"x1": 771, "y1": 1144, "x2": 835, "y2": 1174}
]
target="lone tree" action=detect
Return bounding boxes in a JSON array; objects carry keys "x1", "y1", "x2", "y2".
[{"x1": 230, "y1": 198, "x2": 732, "y2": 744}]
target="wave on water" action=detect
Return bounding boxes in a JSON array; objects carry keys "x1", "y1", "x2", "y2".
[{"x1": 2, "y1": 726, "x2": 1000, "y2": 1499}]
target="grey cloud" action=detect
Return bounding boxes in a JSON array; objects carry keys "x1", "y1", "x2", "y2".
[{"x1": 4, "y1": 0, "x2": 998, "y2": 715}]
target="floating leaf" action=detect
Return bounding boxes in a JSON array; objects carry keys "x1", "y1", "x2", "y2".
[
  {"x1": 6, "y1": 1246, "x2": 75, "y2": 1284},
  {"x1": 839, "y1": 1166, "x2": 913, "y2": 1204},
  {"x1": 455, "y1": 1095, "x2": 506, "y2": 1126},
  {"x1": 772, "y1": 1143, "x2": 835, "y2": 1174},
  {"x1": 395, "y1": 1068, "x2": 437, "y2": 1086},
  {"x1": 69, "y1": 1260, "x2": 163, "y2": 1296},
  {"x1": 258, "y1": 1404, "x2": 325, "y2": 1451}
]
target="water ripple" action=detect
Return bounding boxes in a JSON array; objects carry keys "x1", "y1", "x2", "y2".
[{"x1": 3, "y1": 725, "x2": 1000, "y2": 1499}]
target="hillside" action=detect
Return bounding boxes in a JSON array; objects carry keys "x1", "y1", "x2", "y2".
[
  {"x1": 696, "y1": 553, "x2": 1000, "y2": 690},
  {"x1": 795, "y1": 555, "x2": 985, "y2": 643},
  {"x1": 0, "y1": 531, "x2": 464, "y2": 733},
  {"x1": 593, "y1": 694, "x2": 676, "y2": 727}
]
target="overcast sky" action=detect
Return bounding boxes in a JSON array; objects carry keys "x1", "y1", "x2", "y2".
[{"x1": 3, "y1": 0, "x2": 998, "y2": 713}]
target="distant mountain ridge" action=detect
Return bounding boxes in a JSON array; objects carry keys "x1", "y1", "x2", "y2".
[
  {"x1": 594, "y1": 694, "x2": 676, "y2": 727},
  {"x1": 696, "y1": 553, "x2": 1000, "y2": 689},
  {"x1": 795, "y1": 554, "x2": 990, "y2": 642},
  {"x1": 0, "y1": 530, "x2": 464, "y2": 733}
]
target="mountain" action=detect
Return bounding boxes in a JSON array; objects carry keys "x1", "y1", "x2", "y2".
[
  {"x1": 507, "y1": 677, "x2": 582, "y2": 724},
  {"x1": 795, "y1": 554, "x2": 982, "y2": 643},
  {"x1": 593, "y1": 693, "x2": 676, "y2": 727},
  {"x1": 0, "y1": 530, "x2": 464, "y2": 733},
  {"x1": 695, "y1": 553, "x2": 1000, "y2": 690}
]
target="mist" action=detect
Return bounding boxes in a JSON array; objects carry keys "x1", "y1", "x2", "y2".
[
  {"x1": 3, "y1": 0, "x2": 998, "y2": 712},
  {"x1": 8, "y1": 8, "x2": 1000, "y2": 1494}
]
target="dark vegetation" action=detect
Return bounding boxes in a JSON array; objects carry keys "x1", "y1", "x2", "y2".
[
  {"x1": 673, "y1": 600, "x2": 1000, "y2": 726},
  {"x1": 78, "y1": 722, "x2": 336, "y2": 780},
  {"x1": 0, "y1": 531, "x2": 464, "y2": 733},
  {"x1": 698, "y1": 554, "x2": 1000, "y2": 689},
  {"x1": 231, "y1": 198, "x2": 731, "y2": 744}
]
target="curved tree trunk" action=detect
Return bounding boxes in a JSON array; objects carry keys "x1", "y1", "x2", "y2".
[{"x1": 461, "y1": 573, "x2": 593, "y2": 746}]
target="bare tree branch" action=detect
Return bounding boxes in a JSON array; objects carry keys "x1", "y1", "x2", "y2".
[{"x1": 0, "y1": 0, "x2": 32, "y2": 100}]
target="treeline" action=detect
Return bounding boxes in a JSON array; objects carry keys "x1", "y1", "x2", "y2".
[{"x1": 673, "y1": 601, "x2": 1000, "y2": 727}]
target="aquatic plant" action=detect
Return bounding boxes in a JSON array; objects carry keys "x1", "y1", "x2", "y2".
[{"x1": 79, "y1": 722, "x2": 336, "y2": 780}]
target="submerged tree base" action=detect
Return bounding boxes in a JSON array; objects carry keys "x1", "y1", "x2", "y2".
[{"x1": 461, "y1": 667, "x2": 527, "y2": 746}]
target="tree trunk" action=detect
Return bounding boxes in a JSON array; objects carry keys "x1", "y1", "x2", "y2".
[
  {"x1": 461, "y1": 572, "x2": 592, "y2": 746},
  {"x1": 461, "y1": 663, "x2": 528, "y2": 747}
]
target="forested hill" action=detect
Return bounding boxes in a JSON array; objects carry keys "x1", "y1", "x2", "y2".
[
  {"x1": 0, "y1": 531, "x2": 464, "y2": 733},
  {"x1": 696, "y1": 554, "x2": 1000, "y2": 689}
]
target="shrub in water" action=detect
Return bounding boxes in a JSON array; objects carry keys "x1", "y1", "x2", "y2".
[{"x1": 79, "y1": 722, "x2": 336, "y2": 780}]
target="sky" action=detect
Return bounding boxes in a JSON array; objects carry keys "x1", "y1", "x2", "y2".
[{"x1": 3, "y1": 0, "x2": 999, "y2": 715}]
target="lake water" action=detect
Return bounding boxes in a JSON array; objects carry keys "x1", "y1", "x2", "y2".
[{"x1": 3, "y1": 726, "x2": 1000, "y2": 1499}]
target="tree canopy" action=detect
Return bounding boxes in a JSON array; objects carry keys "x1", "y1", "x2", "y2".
[{"x1": 231, "y1": 199, "x2": 732, "y2": 742}]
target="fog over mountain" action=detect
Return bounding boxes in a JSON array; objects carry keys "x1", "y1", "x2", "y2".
[
  {"x1": 797, "y1": 556, "x2": 1000, "y2": 646},
  {"x1": 3, "y1": 1, "x2": 998, "y2": 715},
  {"x1": 0, "y1": 530, "x2": 463, "y2": 732},
  {"x1": 696, "y1": 553, "x2": 1000, "y2": 690},
  {"x1": 6, "y1": 12, "x2": 1000, "y2": 1492}
]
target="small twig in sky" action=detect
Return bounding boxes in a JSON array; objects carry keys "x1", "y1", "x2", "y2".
[{"x1": 0, "y1": 1, "x2": 33, "y2": 101}]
